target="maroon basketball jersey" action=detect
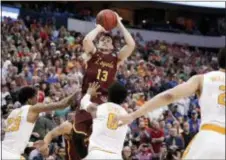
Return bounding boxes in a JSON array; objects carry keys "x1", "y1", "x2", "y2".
[
  {"x1": 64, "y1": 134, "x2": 80, "y2": 160},
  {"x1": 82, "y1": 50, "x2": 119, "y2": 104}
]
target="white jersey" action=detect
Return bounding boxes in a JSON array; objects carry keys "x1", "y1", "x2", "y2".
[
  {"x1": 88, "y1": 102, "x2": 128, "y2": 155},
  {"x1": 199, "y1": 71, "x2": 225, "y2": 128},
  {"x1": 2, "y1": 105, "x2": 35, "y2": 155}
]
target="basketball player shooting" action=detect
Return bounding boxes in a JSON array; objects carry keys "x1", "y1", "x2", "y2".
[
  {"x1": 116, "y1": 48, "x2": 226, "y2": 159},
  {"x1": 73, "y1": 10, "x2": 135, "y2": 159}
]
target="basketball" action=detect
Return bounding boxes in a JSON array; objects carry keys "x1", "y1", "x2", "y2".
[{"x1": 96, "y1": 9, "x2": 117, "y2": 31}]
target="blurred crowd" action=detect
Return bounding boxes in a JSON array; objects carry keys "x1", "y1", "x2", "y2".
[
  {"x1": 1, "y1": 15, "x2": 218, "y2": 160},
  {"x1": 3, "y1": 2, "x2": 226, "y2": 36}
]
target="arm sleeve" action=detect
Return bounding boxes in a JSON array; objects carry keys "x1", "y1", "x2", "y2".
[{"x1": 80, "y1": 94, "x2": 92, "y2": 111}]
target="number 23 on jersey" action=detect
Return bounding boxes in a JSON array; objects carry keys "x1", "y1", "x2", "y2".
[
  {"x1": 218, "y1": 85, "x2": 225, "y2": 106},
  {"x1": 5, "y1": 116, "x2": 22, "y2": 132}
]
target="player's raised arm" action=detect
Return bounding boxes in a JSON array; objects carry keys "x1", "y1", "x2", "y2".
[
  {"x1": 117, "y1": 75, "x2": 203, "y2": 125},
  {"x1": 80, "y1": 82, "x2": 99, "y2": 118},
  {"x1": 83, "y1": 24, "x2": 106, "y2": 55},
  {"x1": 30, "y1": 89, "x2": 80, "y2": 114},
  {"x1": 116, "y1": 13, "x2": 135, "y2": 62}
]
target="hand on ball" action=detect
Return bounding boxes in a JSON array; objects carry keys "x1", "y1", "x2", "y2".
[
  {"x1": 114, "y1": 12, "x2": 123, "y2": 26},
  {"x1": 96, "y1": 24, "x2": 107, "y2": 33}
]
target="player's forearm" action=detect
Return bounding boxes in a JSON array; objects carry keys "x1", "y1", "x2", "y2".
[
  {"x1": 31, "y1": 91, "x2": 76, "y2": 113},
  {"x1": 130, "y1": 77, "x2": 199, "y2": 120},
  {"x1": 58, "y1": 94, "x2": 73, "y2": 109},
  {"x1": 118, "y1": 21, "x2": 135, "y2": 47},
  {"x1": 131, "y1": 91, "x2": 175, "y2": 120},
  {"x1": 81, "y1": 94, "x2": 92, "y2": 111},
  {"x1": 43, "y1": 132, "x2": 55, "y2": 145}
]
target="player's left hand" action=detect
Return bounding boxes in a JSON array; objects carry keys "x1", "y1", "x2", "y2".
[
  {"x1": 114, "y1": 12, "x2": 123, "y2": 25},
  {"x1": 87, "y1": 82, "x2": 101, "y2": 97}
]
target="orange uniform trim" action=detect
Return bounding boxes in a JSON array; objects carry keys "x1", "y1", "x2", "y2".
[
  {"x1": 200, "y1": 124, "x2": 225, "y2": 135},
  {"x1": 182, "y1": 124, "x2": 225, "y2": 159}
]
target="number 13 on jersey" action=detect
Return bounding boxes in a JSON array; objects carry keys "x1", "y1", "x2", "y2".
[{"x1": 97, "y1": 69, "x2": 108, "y2": 82}]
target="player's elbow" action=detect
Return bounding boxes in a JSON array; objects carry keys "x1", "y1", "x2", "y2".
[
  {"x1": 128, "y1": 40, "x2": 135, "y2": 50},
  {"x1": 161, "y1": 92, "x2": 175, "y2": 102},
  {"x1": 82, "y1": 38, "x2": 89, "y2": 47},
  {"x1": 83, "y1": 39, "x2": 94, "y2": 53}
]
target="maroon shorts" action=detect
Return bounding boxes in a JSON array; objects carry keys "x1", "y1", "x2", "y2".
[
  {"x1": 72, "y1": 94, "x2": 107, "y2": 159},
  {"x1": 74, "y1": 110, "x2": 93, "y2": 136}
]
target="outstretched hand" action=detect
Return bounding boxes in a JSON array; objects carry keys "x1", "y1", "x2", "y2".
[
  {"x1": 114, "y1": 12, "x2": 123, "y2": 22},
  {"x1": 114, "y1": 12, "x2": 123, "y2": 27},
  {"x1": 87, "y1": 82, "x2": 101, "y2": 97}
]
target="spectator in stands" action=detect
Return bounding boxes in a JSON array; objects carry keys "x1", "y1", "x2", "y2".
[
  {"x1": 188, "y1": 110, "x2": 200, "y2": 134},
  {"x1": 136, "y1": 143, "x2": 152, "y2": 160},
  {"x1": 181, "y1": 122, "x2": 195, "y2": 148},
  {"x1": 149, "y1": 121, "x2": 164, "y2": 160},
  {"x1": 137, "y1": 118, "x2": 151, "y2": 144},
  {"x1": 165, "y1": 128, "x2": 184, "y2": 159},
  {"x1": 122, "y1": 146, "x2": 132, "y2": 160}
]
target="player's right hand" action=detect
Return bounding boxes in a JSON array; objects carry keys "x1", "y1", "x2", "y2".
[
  {"x1": 34, "y1": 140, "x2": 49, "y2": 157},
  {"x1": 87, "y1": 82, "x2": 101, "y2": 97},
  {"x1": 96, "y1": 24, "x2": 107, "y2": 33},
  {"x1": 114, "y1": 12, "x2": 123, "y2": 27}
]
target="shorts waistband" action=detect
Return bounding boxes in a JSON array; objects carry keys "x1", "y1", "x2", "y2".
[{"x1": 201, "y1": 124, "x2": 225, "y2": 135}]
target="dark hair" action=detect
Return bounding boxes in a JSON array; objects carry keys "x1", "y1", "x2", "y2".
[
  {"x1": 100, "y1": 33, "x2": 112, "y2": 39},
  {"x1": 218, "y1": 48, "x2": 226, "y2": 69},
  {"x1": 18, "y1": 86, "x2": 37, "y2": 105},
  {"x1": 98, "y1": 33, "x2": 114, "y2": 44},
  {"x1": 108, "y1": 82, "x2": 127, "y2": 104}
]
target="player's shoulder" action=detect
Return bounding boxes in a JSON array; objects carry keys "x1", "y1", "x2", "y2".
[
  {"x1": 204, "y1": 70, "x2": 225, "y2": 77},
  {"x1": 98, "y1": 102, "x2": 128, "y2": 114},
  {"x1": 8, "y1": 108, "x2": 23, "y2": 117},
  {"x1": 186, "y1": 72, "x2": 205, "y2": 84}
]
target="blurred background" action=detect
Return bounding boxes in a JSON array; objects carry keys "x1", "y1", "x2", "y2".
[{"x1": 1, "y1": 1, "x2": 225, "y2": 160}]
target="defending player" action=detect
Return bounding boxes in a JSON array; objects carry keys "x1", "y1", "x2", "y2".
[
  {"x1": 116, "y1": 48, "x2": 226, "y2": 159},
  {"x1": 73, "y1": 12, "x2": 135, "y2": 159},
  {"x1": 2, "y1": 86, "x2": 79, "y2": 160},
  {"x1": 81, "y1": 81, "x2": 129, "y2": 159},
  {"x1": 35, "y1": 82, "x2": 128, "y2": 160}
]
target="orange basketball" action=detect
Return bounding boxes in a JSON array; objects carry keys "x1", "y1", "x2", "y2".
[{"x1": 96, "y1": 9, "x2": 117, "y2": 31}]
